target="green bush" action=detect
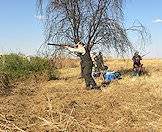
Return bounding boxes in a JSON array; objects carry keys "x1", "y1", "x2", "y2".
[{"x1": 0, "y1": 53, "x2": 59, "y2": 80}]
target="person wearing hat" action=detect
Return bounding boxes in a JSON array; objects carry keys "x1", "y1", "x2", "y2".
[{"x1": 132, "y1": 51, "x2": 143, "y2": 76}]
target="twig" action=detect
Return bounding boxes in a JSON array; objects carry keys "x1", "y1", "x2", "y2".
[
  {"x1": 37, "y1": 116, "x2": 53, "y2": 126},
  {"x1": 145, "y1": 110, "x2": 160, "y2": 117},
  {"x1": 57, "y1": 111, "x2": 86, "y2": 129},
  {"x1": 65, "y1": 106, "x2": 75, "y2": 130},
  {"x1": 37, "y1": 116, "x2": 61, "y2": 130},
  {"x1": 0, "y1": 114, "x2": 26, "y2": 132},
  {"x1": 46, "y1": 94, "x2": 54, "y2": 122},
  {"x1": 86, "y1": 121, "x2": 110, "y2": 131}
]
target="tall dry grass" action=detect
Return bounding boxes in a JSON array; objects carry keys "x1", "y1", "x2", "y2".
[
  {"x1": 0, "y1": 58, "x2": 161, "y2": 131},
  {"x1": 51, "y1": 56, "x2": 80, "y2": 69}
]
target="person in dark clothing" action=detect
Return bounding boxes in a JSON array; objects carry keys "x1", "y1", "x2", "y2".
[
  {"x1": 95, "y1": 52, "x2": 104, "y2": 71},
  {"x1": 64, "y1": 42, "x2": 99, "y2": 90},
  {"x1": 80, "y1": 50, "x2": 98, "y2": 89},
  {"x1": 132, "y1": 52, "x2": 143, "y2": 76},
  {"x1": 91, "y1": 51, "x2": 104, "y2": 76}
]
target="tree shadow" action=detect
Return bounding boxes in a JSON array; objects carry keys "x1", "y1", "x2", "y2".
[{"x1": 118, "y1": 67, "x2": 150, "y2": 77}]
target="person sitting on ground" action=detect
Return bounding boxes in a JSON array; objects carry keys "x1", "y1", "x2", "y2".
[
  {"x1": 132, "y1": 51, "x2": 143, "y2": 76},
  {"x1": 101, "y1": 66, "x2": 121, "y2": 87}
]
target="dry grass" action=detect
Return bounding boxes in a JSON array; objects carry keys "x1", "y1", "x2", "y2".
[
  {"x1": 0, "y1": 59, "x2": 161, "y2": 132},
  {"x1": 52, "y1": 57, "x2": 80, "y2": 69}
]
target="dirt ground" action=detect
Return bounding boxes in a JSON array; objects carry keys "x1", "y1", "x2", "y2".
[{"x1": 0, "y1": 59, "x2": 162, "y2": 132}]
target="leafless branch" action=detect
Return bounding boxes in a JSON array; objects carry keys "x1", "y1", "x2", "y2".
[{"x1": 36, "y1": 0, "x2": 150, "y2": 57}]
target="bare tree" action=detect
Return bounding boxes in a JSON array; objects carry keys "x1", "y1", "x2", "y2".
[{"x1": 36, "y1": 0, "x2": 149, "y2": 89}]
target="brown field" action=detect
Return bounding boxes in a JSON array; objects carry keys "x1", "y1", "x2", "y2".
[{"x1": 0, "y1": 59, "x2": 162, "y2": 132}]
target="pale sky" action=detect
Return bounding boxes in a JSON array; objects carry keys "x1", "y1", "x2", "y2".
[{"x1": 0, "y1": 0, "x2": 162, "y2": 58}]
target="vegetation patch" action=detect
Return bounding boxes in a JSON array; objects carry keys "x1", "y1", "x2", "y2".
[{"x1": 0, "y1": 53, "x2": 59, "y2": 95}]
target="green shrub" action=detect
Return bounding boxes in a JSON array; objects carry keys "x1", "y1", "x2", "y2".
[{"x1": 0, "y1": 53, "x2": 59, "y2": 80}]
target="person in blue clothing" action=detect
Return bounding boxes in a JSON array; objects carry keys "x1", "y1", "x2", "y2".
[{"x1": 101, "y1": 66, "x2": 121, "y2": 86}]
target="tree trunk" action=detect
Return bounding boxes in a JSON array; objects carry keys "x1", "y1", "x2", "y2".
[
  {"x1": 79, "y1": 48, "x2": 97, "y2": 89},
  {"x1": 80, "y1": 60, "x2": 84, "y2": 78}
]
